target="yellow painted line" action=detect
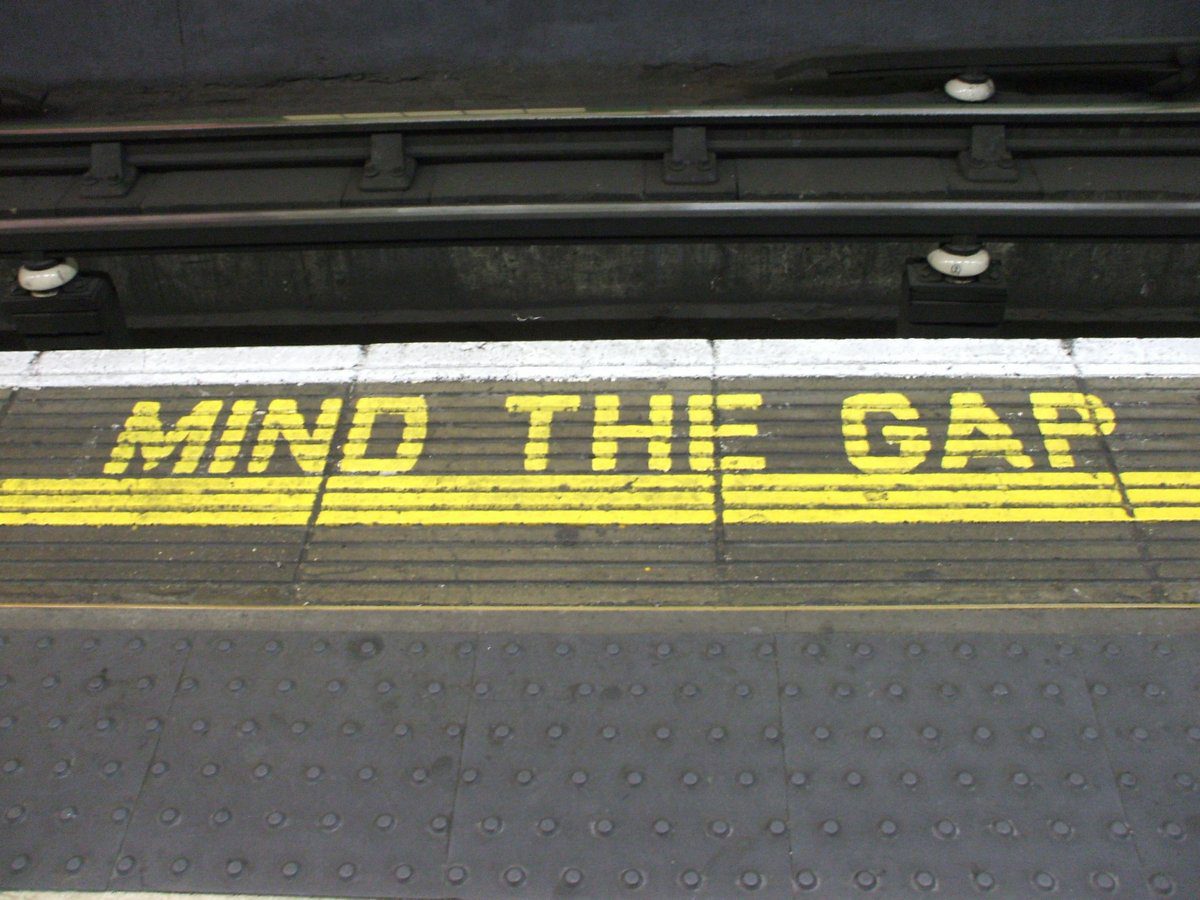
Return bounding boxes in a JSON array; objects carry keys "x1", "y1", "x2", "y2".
[
  {"x1": 327, "y1": 474, "x2": 715, "y2": 490},
  {"x1": 0, "y1": 476, "x2": 319, "y2": 523},
  {"x1": 316, "y1": 508, "x2": 716, "y2": 526},
  {"x1": 1125, "y1": 488, "x2": 1200, "y2": 503},
  {"x1": 0, "y1": 511, "x2": 311, "y2": 526},
  {"x1": 723, "y1": 488, "x2": 1124, "y2": 508},
  {"x1": 1121, "y1": 471, "x2": 1200, "y2": 486},
  {"x1": 321, "y1": 473, "x2": 717, "y2": 525},
  {"x1": 322, "y1": 490, "x2": 712, "y2": 509},
  {"x1": 725, "y1": 472, "x2": 1119, "y2": 488},
  {"x1": 0, "y1": 476, "x2": 319, "y2": 493},
  {"x1": 1133, "y1": 508, "x2": 1200, "y2": 521},
  {"x1": 725, "y1": 506, "x2": 1132, "y2": 524},
  {"x1": 3, "y1": 469, "x2": 1200, "y2": 526},
  {"x1": 0, "y1": 493, "x2": 315, "y2": 511}
]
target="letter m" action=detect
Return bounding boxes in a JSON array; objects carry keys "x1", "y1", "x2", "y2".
[{"x1": 103, "y1": 400, "x2": 223, "y2": 475}]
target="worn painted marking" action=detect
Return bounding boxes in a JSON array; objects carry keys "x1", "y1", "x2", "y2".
[
  {"x1": 318, "y1": 472, "x2": 715, "y2": 525},
  {"x1": 4, "y1": 470, "x2": 1200, "y2": 526},
  {"x1": 722, "y1": 471, "x2": 1131, "y2": 524},
  {"x1": 316, "y1": 508, "x2": 717, "y2": 526},
  {"x1": 0, "y1": 476, "x2": 319, "y2": 526},
  {"x1": 2, "y1": 382, "x2": 1199, "y2": 527},
  {"x1": 724, "y1": 506, "x2": 1132, "y2": 525}
]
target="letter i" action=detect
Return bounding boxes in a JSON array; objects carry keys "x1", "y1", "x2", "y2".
[{"x1": 208, "y1": 400, "x2": 256, "y2": 474}]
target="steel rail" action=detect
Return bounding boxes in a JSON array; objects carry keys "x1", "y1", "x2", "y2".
[
  {"x1": 7, "y1": 133, "x2": 1200, "y2": 175},
  {"x1": 2, "y1": 102, "x2": 1200, "y2": 143},
  {"x1": 5, "y1": 200, "x2": 1200, "y2": 251}
]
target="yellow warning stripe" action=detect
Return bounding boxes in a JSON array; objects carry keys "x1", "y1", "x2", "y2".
[
  {"x1": 723, "y1": 488, "x2": 1123, "y2": 508},
  {"x1": 316, "y1": 509, "x2": 716, "y2": 526},
  {"x1": 725, "y1": 507, "x2": 1131, "y2": 525},
  {"x1": 723, "y1": 472, "x2": 1125, "y2": 524},
  {"x1": 2, "y1": 470, "x2": 1200, "y2": 526},
  {"x1": 0, "y1": 476, "x2": 319, "y2": 493},
  {"x1": 1121, "y1": 472, "x2": 1200, "y2": 485},
  {"x1": 322, "y1": 490, "x2": 712, "y2": 510},
  {"x1": 328, "y1": 474, "x2": 714, "y2": 490},
  {"x1": 723, "y1": 472, "x2": 1128, "y2": 523},
  {"x1": 0, "y1": 493, "x2": 315, "y2": 511},
  {"x1": 319, "y1": 473, "x2": 714, "y2": 525},
  {"x1": 1131, "y1": 492, "x2": 1200, "y2": 518},
  {"x1": 0, "y1": 476, "x2": 319, "y2": 527},
  {"x1": 0, "y1": 511, "x2": 313, "y2": 526},
  {"x1": 724, "y1": 472, "x2": 1119, "y2": 487}
]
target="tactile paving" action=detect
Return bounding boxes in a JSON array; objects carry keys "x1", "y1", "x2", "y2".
[
  {"x1": 453, "y1": 635, "x2": 792, "y2": 896},
  {"x1": 776, "y1": 635, "x2": 1146, "y2": 897},
  {"x1": 114, "y1": 632, "x2": 476, "y2": 897},
  {"x1": 1075, "y1": 637, "x2": 1200, "y2": 899},
  {"x1": 1, "y1": 627, "x2": 1197, "y2": 897},
  {"x1": 0, "y1": 630, "x2": 189, "y2": 889}
]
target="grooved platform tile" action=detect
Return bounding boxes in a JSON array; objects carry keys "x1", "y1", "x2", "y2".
[{"x1": 2, "y1": 375, "x2": 1199, "y2": 609}]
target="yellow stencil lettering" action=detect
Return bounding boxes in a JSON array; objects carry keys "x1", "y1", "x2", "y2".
[
  {"x1": 506, "y1": 395, "x2": 581, "y2": 471},
  {"x1": 248, "y1": 398, "x2": 343, "y2": 474},
  {"x1": 842, "y1": 392, "x2": 931, "y2": 473},
  {"x1": 339, "y1": 396, "x2": 428, "y2": 473},
  {"x1": 1029, "y1": 392, "x2": 1116, "y2": 468},
  {"x1": 103, "y1": 400, "x2": 223, "y2": 475},
  {"x1": 688, "y1": 393, "x2": 766, "y2": 471},
  {"x1": 942, "y1": 392, "x2": 1033, "y2": 469},
  {"x1": 592, "y1": 395, "x2": 673, "y2": 472},
  {"x1": 208, "y1": 399, "x2": 257, "y2": 474}
]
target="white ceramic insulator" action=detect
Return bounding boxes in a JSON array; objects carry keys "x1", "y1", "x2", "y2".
[
  {"x1": 944, "y1": 75, "x2": 995, "y2": 102},
  {"x1": 18, "y1": 258, "x2": 79, "y2": 293},
  {"x1": 927, "y1": 246, "x2": 990, "y2": 278}
]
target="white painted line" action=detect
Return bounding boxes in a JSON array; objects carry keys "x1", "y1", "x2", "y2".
[
  {"x1": 20, "y1": 346, "x2": 364, "y2": 387},
  {"x1": 0, "y1": 351, "x2": 36, "y2": 379},
  {"x1": 714, "y1": 339, "x2": 1076, "y2": 378},
  {"x1": 3, "y1": 338, "x2": 1200, "y2": 388},
  {"x1": 1071, "y1": 338, "x2": 1200, "y2": 377},
  {"x1": 359, "y1": 339, "x2": 714, "y2": 381}
]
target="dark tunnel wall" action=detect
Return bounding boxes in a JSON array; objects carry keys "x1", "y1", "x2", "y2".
[{"x1": 5, "y1": 1, "x2": 1200, "y2": 86}]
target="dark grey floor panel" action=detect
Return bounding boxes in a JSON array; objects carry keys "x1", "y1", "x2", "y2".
[
  {"x1": 111, "y1": 632, "x2": 476, "y2": 897},
  {"x1": 0, "y1": 630, "x2": 189, "y2": 890},
  {"x1": 777, "y1": 635, "x2": 1149, "y2": 898},
  {"x1": 1, "y1": 628, "x2": 1197, "y2": 897},
  {"x1": 453, "y1": 635, "x2": 791, "y2": 896},
  {"x1": 1076, "y1": 637, "x2": 1200, "y2": 899}
]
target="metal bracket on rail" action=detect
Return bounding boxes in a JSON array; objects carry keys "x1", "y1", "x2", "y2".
[
  {"x1": 5, "y1": 258, "x2": 127, "y2": 349},
  {"x1": 663, "y1": 126, "x2": 718, "y2": 185},
  {"x1": 957, "y1": 124, "x2": 1019, "y2": 183},
  {"x1": 900, "y1": 238, "x2": 1008, "y2": 333},
  {"x1": 79, "y1": 142, "x2": 139, "y2": 198},
  {"x1": 359, "y1": 133, "x2": 417, "y2": 192}
]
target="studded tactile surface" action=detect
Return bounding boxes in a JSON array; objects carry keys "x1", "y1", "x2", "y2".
[
  {"x1": 1, "y1": 628, "x2": 1197, "y2": 898},
  {"x1": 0, "y1": 630, "x2": 189, "y2": 890}
]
